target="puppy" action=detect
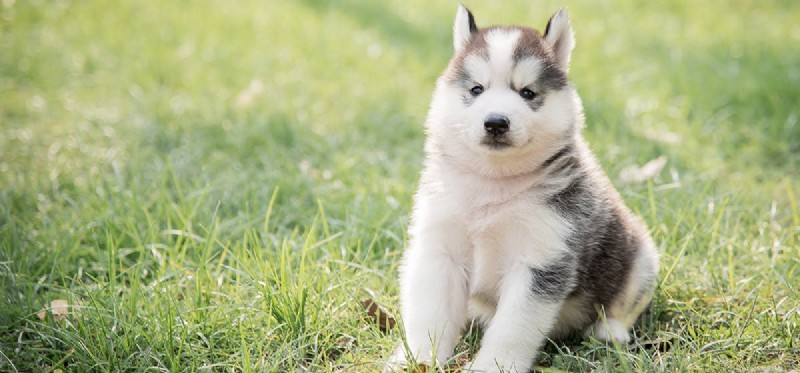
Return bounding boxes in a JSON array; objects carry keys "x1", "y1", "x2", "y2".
[{"x1": 388, "y1": 5, "x2": 659, "y2": 372}]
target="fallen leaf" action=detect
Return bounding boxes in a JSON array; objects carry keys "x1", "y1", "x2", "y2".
[
  {"x1": 235, "y1": 79, "x2": 264, "y2": 109},
  {"x1": 324, "y1": 335, "x2": 355, "y2": 362},
  {"x1": 37, "y1": 299, "x2": 70, "y2": 321},
  {"x1": 619, "y1": 156, "x2": 667, "y2": 183},
  {"x1": 360, "y1": 298, "x2": 396, "y2": 333}
]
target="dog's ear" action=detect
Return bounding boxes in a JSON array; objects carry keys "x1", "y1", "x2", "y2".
[
  {"x1": 544, "y1": 9, "x2": 575, "y2": 73},
  {"x1": 454, "y1": 4, "x2": 478, "y2": 53}
]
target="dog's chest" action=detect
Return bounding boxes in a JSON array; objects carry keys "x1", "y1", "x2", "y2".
[
  {"x1": 466, "y1": 202, "x2": 565, "y2": 277},
  {"x1": 438, "y1": 169, "x2": 555, "y2": 237},
  {"x1": 437, "y1": 167, "x2": 539, "y2": 216},
  {"x1": 434, "y1": 171, "x2": 572, "y2": 313}
]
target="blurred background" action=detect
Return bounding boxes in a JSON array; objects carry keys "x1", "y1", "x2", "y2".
[{"x1": 1, "y1": 0, "x2": 798, "y2": 371}]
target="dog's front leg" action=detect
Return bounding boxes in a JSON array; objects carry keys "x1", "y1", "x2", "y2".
[
  {"x1": 389, "y1": 226, "x2": 470, "y2": 369},
  {"x1": 468, "y1": 260, "x2": 572, "y2": 373}
]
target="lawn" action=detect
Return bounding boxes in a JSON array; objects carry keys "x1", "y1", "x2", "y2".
[{"x1": 1, "y1": 0, "x2": 799, "y2": 371}]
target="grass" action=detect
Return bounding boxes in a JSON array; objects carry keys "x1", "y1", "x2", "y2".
[{"x1": 1, "y1": 0, "x2": 798, "y2": 371}]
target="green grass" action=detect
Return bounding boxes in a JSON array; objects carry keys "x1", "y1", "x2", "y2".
[{"x1": 1, "y1": 0, "x2": 798, "y2": 371}]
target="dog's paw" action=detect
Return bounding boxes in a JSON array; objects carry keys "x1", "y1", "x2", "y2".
[
  {"x1": 585, "y1": 319, "x2": 631, "y2": 344},
  {"x1": 385, "y1": 346, "x2": 440, "y2": 372},
  {"x1": 462, "y1": 364, "x2": 513, "y2": 373},
  {"x1": 462, "y1": 364, "x2": 499, "y2": 373},
  {"x1": 463, "y1": 356, "x2": 517, "y2": 373},
  {"x1": 384, "y1": 346, "x2": 409, "y2": 372}
]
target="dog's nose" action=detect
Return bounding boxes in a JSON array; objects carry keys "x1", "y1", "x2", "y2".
[{"x1": 484, "y1": 114, "x2": 510, "y2": 136}]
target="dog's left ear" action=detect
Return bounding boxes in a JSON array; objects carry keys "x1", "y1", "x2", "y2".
[
  {"x1": 544, "y1": 9, "x2": 575, "y2": 73},
  {"x1": 454, "y1": 4, "x2": 478, "y2": 53}
]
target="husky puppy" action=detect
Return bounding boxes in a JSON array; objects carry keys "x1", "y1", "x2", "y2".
[{"x1": 388, "y1": 5, "x2": 660, "y2": 373}]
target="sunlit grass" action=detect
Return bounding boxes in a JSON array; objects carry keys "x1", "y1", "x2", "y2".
[{"x1": 1, "y1": 0, "x2": 798, "y2": 371}]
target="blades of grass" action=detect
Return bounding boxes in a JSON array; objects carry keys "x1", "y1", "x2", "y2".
[
  {"x1": 263, "y1": 186, "x2": 280, "y2": 236},
  {"x1": 202, "y1": 201, "x2": 220, "y2": 265},
  {"x1": 709, "y1": 196, "x2": 729, "y2": 256},
  {"x1": 0, "y1": 348, "x2": 19, "y2": 373},
  {"x1": 727, "y1": 243, "x2": 736, "y2": 291},
  {"x1": 785, "y1": 179, "x2": 799, "y2": 227},
  {"x1": 47, "y1": 348, "x2": 75, "y2": 372},
  {"x1": 648, "y1": 179, "x2": 657, "y2": 225},
  {"x1": 105, "y1": 228, "x2": 117, "y2": 294},
  {"x1": 166, "y1": 296, "x2": 176, "y2": 371},
  {"x1": 316, "y1": 198, "x2": 331, "y2": 239},
  {"x1": 240, "y1": 321, "x2": 252, "y2": 373},
  {"x1": 659, "y1": 226, "x2": 696, "y2": 288},
  {"x1": 733, "y1": 286, "x2": 761, "y2": 352}
]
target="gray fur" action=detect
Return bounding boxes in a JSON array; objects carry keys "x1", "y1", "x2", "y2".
[
  {"x1": 448, "y1": 26, "x2": 569, "y2": 113},
  {"x1": 542, "y1": 140, "x2": 652, "y2": 321},
  {"x1": 529, "y1": 254, "x2": 578, "y2": 302},
  {"x1": 522, "y1": 92, "x2": 547, "y2": 111},
  {"x1": 539, "y1": 144, "x2": 574, "y2": 171},
  {"x1": 513, "y1": 28, "x2": 569, "y2": 92}
]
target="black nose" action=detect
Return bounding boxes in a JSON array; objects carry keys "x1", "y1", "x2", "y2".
[{"x1": 484, "y1": 114, "x2": 510, "y2": 136}]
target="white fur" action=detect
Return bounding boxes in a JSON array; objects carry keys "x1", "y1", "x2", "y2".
[
  {"x1": 387, "y1": 7, "x2": 656, "y2": 373},
  {"x1": 469, "y1": 265, "x2": 563, "y2": 372},
  {"x1": 453, "y1": 4, "x2": 473, "y2": 53},
  {"x1": 544, "y1": 9, "x2": 575, "y2": 72},
  {"x1": 485, "y1": 29, "x2": 520, "y2": 84},
  {"x1": 391, "y1": 159, "x2": 574, "y2": 371},
  {"x1": 511, "y1": 57, "x2": 544, "y2": 89},
  {"x1": 389, "y1": 19, "x2": 582, "y2": 373},
  {"x1": 591, "y1": 238, "x2": 660, "y2": 340}
]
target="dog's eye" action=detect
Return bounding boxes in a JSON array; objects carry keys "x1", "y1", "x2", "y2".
[
  {"x1": 519, "y1": 88, "x2": 536, "y2": 100},
  {"x1": 469, "y1": 85, "x2": 484, "y2": 96}
]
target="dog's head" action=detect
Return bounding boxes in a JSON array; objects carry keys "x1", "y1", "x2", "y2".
[{"x1": 427, "y1": 5, "x2": 583, "y2": 172}]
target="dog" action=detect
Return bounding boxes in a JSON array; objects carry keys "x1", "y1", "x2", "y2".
[{"x1": 387, "y1": 5, "x2": 660, "y2": 372}]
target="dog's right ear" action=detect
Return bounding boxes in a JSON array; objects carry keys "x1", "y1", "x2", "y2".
[
  {"x1": 544, "y1": 9, "x2": 575, "y2": 73},
  {"x1": 453, "y1": 4, "x2": 478, "y2": 53}
]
